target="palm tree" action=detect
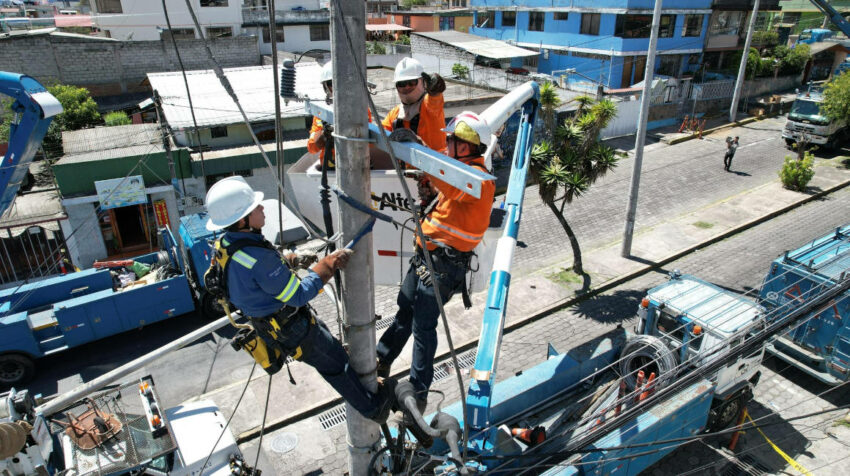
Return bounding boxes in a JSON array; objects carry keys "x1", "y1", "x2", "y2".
[
  {"x1": 531, "y1": 96, "x2": 622, "y2": 277},
  {"x1": 538, "y1": 81, "x2": 561, "y2": 139}
]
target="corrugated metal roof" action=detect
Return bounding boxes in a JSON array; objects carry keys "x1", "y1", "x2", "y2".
[
  {"x1": 366, "y1": 24, "x2": 412, "y2": 31},
  {"x1": 413, "y1": 31, "x2": 538, "y2": 59},
  {"x1": 56, "y1": 144, "x2": 164, "y2": 165},
  {"x1": 808, "y1": 41, "x2": 850, "y2": 55},
  {"x1": 0, "y1": 189, "x2": 65, "y2": 230},
  {"x1": 62, "y1": 124, "x2": 161, "y2": 155},
  {"x1": 148, "y1": 64, "x2": 326, "y2": 130}
]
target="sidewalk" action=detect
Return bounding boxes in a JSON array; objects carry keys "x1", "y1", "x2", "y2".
[{"x1": 194, "y1": 142, "x2": 850, "y2": 446}]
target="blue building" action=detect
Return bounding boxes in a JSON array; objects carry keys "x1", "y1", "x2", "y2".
[{"x1": 469, "y1": 1, "x2": 713, "y2": 90}]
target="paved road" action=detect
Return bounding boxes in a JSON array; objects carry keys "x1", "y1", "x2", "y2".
[{"x1": 266, "y1": 185, "x2": 850, "y2": 475}]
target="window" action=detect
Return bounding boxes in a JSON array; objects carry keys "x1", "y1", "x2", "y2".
[
  {"x1": 659, "y1": 14, "x2": 675, "y2": 38},
  {"x1": 528, "y1": 11, "x2": 544, "y2": 32},
  {"x1": 554, "y1": 12, "x2": 569, "y2": 21},
  {"x1": 206, "y1": 26, "x2": 233, "y2": 38},
  {"x1": 161, "y1": 28, "x2": 196, "y2": 40},
  {"x1": 206, "y1": 169, "x2": 252, "y2": 189},
  {"x1": 201, "y1": 0, "x2": 229, "y2": 6},
  {"x1": 709, "y1": 11, "x2": 744, "y2": 36},
  {"x1": 657, "y1": 55, "x2": 680, "y2": 76},
  {"x1": 615, "y1": 14, "x2": 650, "y2": 38},
  {"x1": 95, "y1": 0, "x2": 122, "y2": 13},
  {"x1": 310, "y1": 24, "x2": 330, "y2": 41},
  {"x1": 502, "y1": 11, "x2": 516, "y2": 27},
  {"x1": 210, "y1": 126, "x2": 228, "y2": 138},
  {"x1": 522, "y1": 54, "x2": 538, "y2": 68},
  {"x1": 580, "y1": 13, "x2": 600, "y2": 35},
  {"x1": 682, "y1": 14, "x2": 703, "y2": 37},
  {"x1": 261, "y1": 25, "x2": 284, "y2": 43},
  {"x1": 402, "y1": 15, "x2": 410, "y2": 28},
  {"x1": 477, "y1": 11, "x2": 494, "y2": 28}
]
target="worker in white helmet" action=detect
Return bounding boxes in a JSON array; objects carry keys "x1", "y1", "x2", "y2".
[
  {"x1": 376, "y1": 112, "x2": 495, "y2": 432},
  {"x1": 308, "y1": 62, "x2": 372, "y2": 169},
  {"x1": 204, "y1": 176, "x2": 394, "y2": 424},
  {"x1": 381, "y1": 57, "x2": 447, "y2": 152}
]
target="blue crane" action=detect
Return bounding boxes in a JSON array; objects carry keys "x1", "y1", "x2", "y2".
[
  {"x1": 0, "y1": 72, "x2": 62, "y2": 217},
  {"x1": 808, "y1": 0, "x2": 850, "y2": 39}
]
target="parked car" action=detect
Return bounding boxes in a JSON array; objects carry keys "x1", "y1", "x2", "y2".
[{"x1": 506, "y1": 67, "x2": 530, "y2": 76}]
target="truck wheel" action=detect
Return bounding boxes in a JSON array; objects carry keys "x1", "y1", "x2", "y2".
[
  {"x1": 785, "y1": 139, "x2": 795, "y2": 148},
  {"x1": 0, "y1": 354, "x2": 35, "y2": 387},
  {"x1": 200, "y1": 292, "x2": 225, "y2": 320},
  {"x1": 708, "y1": 394, "x2": 743, "y2": 432}
]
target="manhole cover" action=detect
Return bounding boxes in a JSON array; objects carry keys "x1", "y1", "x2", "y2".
[{"x1": 270, "y1": 432, "x2": 298, "y2": 454}]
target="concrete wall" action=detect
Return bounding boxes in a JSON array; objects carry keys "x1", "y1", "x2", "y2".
[
  {"x1": 0, "y1": 32, "x2": 260, "y2": 96},
  {"x1": 246, "y1": 24, "x2": 331, "y2": 55},
  {"x1": 172, "y1": 117, "x2": 305, "y2": 148},
  {"x1": 91, "y1": 0, "x2": 243, "y2": 41},
  {"x1": 412, "y1": 33, "x2": 476, "y2": 78}
]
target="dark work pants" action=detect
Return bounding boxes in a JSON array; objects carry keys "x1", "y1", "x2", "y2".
[
  {"x1": 279, "y1": 313, "x2": 381, "y2": 418},
  {"x1": 724, "y1": 152, "x2": 734, "y2": 170},
  {"x1": 376, "y1": 250, "x2": 467, "y2": 398}
]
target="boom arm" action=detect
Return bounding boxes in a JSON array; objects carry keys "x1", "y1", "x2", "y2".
[
  {"x1": 809, "y1": 0, "x2": 850, "y2": 39},
  {"x1": 0, "y1": 72, "x2": 62, "y2": 217}
]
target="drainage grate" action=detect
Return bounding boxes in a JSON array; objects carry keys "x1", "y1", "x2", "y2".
[
  {"x1": 318, "y1": 404, "x2": 347, "y2": 430},
  {"x1": 375, "y1": 317, "x2": 394, "y2": 331},
  {"x1": 720, "y1": 453, "x2": 770, "y2": 476},
  {"x1": 433, "y1": 349, "x2": 477, "y2": 382}
]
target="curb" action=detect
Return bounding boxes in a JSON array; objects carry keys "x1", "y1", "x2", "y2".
[
  {"x1": 665, "y1": 116, "x2": 764, "y2": 145},
  {"x1": 234, "y1": 176, "x2": 850, "y2": 444}
]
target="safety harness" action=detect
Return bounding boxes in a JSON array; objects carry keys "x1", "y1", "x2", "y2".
[{"x1": 205, "y1": 237, "x2": 308, "y2": 382}]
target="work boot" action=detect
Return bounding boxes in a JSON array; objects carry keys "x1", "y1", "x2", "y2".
[{"x1": 369, "y1": 377, "x2": 397, "y2": 425}]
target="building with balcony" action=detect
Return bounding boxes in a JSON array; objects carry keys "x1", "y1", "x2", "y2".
[
  {"x1": 241, "y1": 0, "x2": 330, "y2": 55},
  {"x1": 388, "y1": 9, "x2": 474, "y2": 33},
  {"x1": 468, "y1": 0, "x2": 713, "y2": 90},
  {"x1": 90, "y1": 0, "x2": 243, "y2": 41},
  {"x1": 702, "y1": 0, "x2": 780, "y2": 72}
]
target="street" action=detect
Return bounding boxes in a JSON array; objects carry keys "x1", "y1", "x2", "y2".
[{"x1": 24, "y1": 114, "x2": 850, "y2": 475}]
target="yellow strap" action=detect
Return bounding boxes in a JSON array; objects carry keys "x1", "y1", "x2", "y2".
[{"x1": 745, "y1": 412, "x2": 814, "y2": 476}]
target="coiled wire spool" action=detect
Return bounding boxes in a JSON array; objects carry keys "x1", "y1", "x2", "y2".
[
  {"x1": 156, "y1": 251, "x2": 171, "y2": 268},
  {"x1": 618, "y1": 334, "x2": 678, "y2": 391}
]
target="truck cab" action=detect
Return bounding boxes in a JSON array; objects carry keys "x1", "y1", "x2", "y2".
[
  {"x1": 638, "y1": 273, "x2": 765, "y2": 429},
  {"x1": 783, "y1": 87, "x2": 847, "y2": 148}
]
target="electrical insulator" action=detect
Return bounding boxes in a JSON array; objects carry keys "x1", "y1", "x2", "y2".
[{"x1": 280, "y1": 60, "x2": 297, "y2": 100}]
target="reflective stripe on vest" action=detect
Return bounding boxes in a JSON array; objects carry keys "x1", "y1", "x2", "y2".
[
  {"x1": 424, "y1": 216, "x2": 485, "y2": 243},
  {"x1": 275, "y1": 273, "x2": 300, "y2": 303},
  {"x1": 231, "y1": 250, "x2": 257, "y2": 269}
]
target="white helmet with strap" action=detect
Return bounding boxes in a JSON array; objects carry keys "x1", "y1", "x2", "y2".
[
  {"x1": 443, "y1": 111, "x2": 493, "y2": 146},
  {"x1": 394, "y1": 57, "x2": 424, "y2": 82},
  {"x1": 205, "y1": 176, "x2": 264, "y2": 231},
  {"x1": 320, "y1": 62, "x2": 333, "y2": 84}
]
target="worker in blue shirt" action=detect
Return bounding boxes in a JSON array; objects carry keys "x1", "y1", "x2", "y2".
[{"x1": 204, "y1": 176, "x2": 393, "y2": 424}]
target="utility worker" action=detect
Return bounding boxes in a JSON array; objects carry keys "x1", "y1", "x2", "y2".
[
  {"x1": 308, "y1": 62, "x2": 372, "y2": 169},
  {"x1": 376, "y1": 111, "x2": 495, "y2": 410},
  {"x1": 204, "y1": 176, "x2": 393, "y2": 424},
  {"x1": 382, "y1": 57, "x2": 447, "y2": 152}
]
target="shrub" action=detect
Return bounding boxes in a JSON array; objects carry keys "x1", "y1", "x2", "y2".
[
  {"x1": 451, "y1": 63, "x2": 469, "y2": 80},
  {"x1": 779, "y1": 152, "x2": 815, "y2": 191},
  {"x1": 366, "y1": 41, "x2": 386, "y2": 55},
  {"x1": 104, "y1": 111, "x2": 132, "y2": 126}
]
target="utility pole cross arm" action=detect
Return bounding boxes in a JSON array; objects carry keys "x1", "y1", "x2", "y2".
[{"x1": 305, "y1": 101, "x2": 495, "y2": 199}]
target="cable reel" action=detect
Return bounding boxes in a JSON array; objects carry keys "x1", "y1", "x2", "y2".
[{"x1": 618, "y1": 334, "x2": 678, "y2": 391}]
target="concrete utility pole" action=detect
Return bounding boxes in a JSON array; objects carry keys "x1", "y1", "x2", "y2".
[
  {"x1": 330, "y1": 2, "x2": 380, "y2": 475},
  {"x1": 730, "y1": 0, "x2": 761, "y2": 122},
  {"x1": 621, "y1": 0, "x2": 663, "y2": 257}
]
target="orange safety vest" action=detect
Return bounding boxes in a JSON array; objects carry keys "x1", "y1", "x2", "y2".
[
  {"x1": 308, "y1": 111, "x2": 373, "y2": 167},
  {"x1": 418, "y1": 156, "x2": 494, "y2": 252},
  {"x1": 381, "y1": 92, "x2": 446, "y2": 153}
]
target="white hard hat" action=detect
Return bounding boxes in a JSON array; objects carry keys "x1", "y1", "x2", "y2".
[
  {"x1": 443, "y1": 111, "x2": 493, "y2": 146},
  {"x1": 205, "y1": 176, "x2": 264, "y2": 231},
  {"x1": 320, "y1": 62, "x2": 333, "y2": 84},
  {"x1": 394, "y1": 57, "x2": 424, "y2": 82}
]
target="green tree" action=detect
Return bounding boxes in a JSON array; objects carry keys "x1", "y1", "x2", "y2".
[
  {"x1": 451, "y1": 63, "x2": 469, "y2": 80},
  {"x1": 401, "y1": 0, "x2": 426, "y2": 8},
  {"x1": 538, "y1": 81, "x2": 561, "y2": 140},
  {"x1": 773, "y1": 43, "x2": 810, "y2": 76},
  {"x1": 366, "y1": 41, "x2": 387, "y2": 54},
  {"x1": 530, "y1": 96, "x2": 622, "y2": 276},
  {"x1": 42, "y1": 84, "x2": 101, "y2": 157},
  {"x1": 104, "y1": 111, "x2": 132, "y2": 126},
  {"x1": 821, "y1": 69, "x2": 850, "y2": 125}
]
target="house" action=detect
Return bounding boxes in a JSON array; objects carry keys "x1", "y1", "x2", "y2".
[
  {"x1": 468, "y1": 0, "x2": 713, "y2": 89},
  {"x1": 702, "y1": 0, "x2": 781, "y2": 72},
  {"x1": 240, "y1": 0, "x2": 330, "y2": 55},
  {"x1": 388, "y1": 8, "x2": 474, "y2": 33}
]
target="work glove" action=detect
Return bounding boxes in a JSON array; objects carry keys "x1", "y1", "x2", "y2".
[
  {"x1": 310, "y1": 249, "x2": 354, "y2": 283},
  {"x1": 285, "y1": 251, "x2": 318, "y2": 270},
  {"x1": 423, "y1": 73, "x2": 446, "y2": 95},
  {"x1": 417, "y1": 178, "x2": 437, "y2": 205}
]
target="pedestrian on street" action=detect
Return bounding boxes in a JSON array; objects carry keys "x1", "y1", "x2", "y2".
[
  {"x1": 724, "y1": 136, "x2": 739, "y2": 171},
  {"x1": 376, "y1": 112, "x2": 496, "y2": 416},
  {"x1": 204, "y1": 176, "x2": 394, "y2": 424}
]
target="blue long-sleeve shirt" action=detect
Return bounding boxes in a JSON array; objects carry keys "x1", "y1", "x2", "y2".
[{"x1": 222, "y1": 232, "x2": 324, "y2": 317}]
